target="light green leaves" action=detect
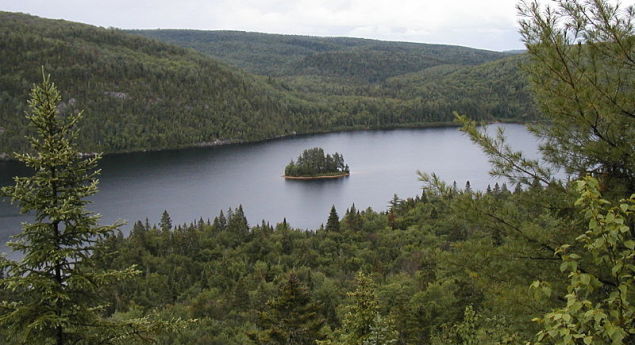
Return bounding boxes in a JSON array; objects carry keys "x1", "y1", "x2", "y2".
[{"x1": 532, "y1": 176, "x2": 635, "y2": 345}]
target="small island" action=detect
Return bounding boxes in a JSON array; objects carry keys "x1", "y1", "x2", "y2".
[{"x1": 284, "y1": 147, "x2": 350, "y2": 180}]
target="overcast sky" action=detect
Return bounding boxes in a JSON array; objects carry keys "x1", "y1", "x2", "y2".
[{"x1": 1, "y1": 0, "x2": 526, "y2": 51}]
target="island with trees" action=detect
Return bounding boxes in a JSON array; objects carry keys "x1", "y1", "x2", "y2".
[{"x1": 284, "y1": 147, "x2": 350, "y2": 179}]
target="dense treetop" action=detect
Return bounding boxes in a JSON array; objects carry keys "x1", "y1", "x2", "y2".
[{"x1": 284, "y1": 147, "x2": 350, "y2": 178}]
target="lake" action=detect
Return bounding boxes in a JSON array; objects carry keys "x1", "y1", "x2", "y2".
[{"x1": 0, "y1": 124, "x2": 540, "y2": 257}]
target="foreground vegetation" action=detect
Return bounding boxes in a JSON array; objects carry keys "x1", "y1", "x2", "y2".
[{"x1": 1, "y1": 0, "x2": 634, "y2": 344}]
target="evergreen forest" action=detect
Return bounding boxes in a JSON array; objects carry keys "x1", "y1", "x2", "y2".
[
  {"x1": 1, "y1": 11, "x2": 535, "y2": 158},
  {"x1": 1, "y1": 1, "x2": 634, "y2": 345}
]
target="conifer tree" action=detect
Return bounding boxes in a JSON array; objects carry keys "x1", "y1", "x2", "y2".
[
  {"x1": 518, "y1": 0, "x2": 635, "y2": 196},
  {"x1": 326, "y1": 205, "x2": 340, "y2": 232},
  {"x1": 228, "y1": 204, "x2": 249, "y2": 235},
  {"x1": 213, "y1": 209, "x2": 227, "y2": 231},
  {"x1": 0, "y1": 73, "x2": 172, "y2": 344},
  {"x1": 344, "y1": 204, "x2": 362, "y2": 231},
  {"x1": 160, "y1": 210, "x2": 172, "y2": 232},
  {"x1": 249, "y1": 273, "x2": 325, "y2": 345},
  {"x1": 321, "y1": 272, "x2": 396, "y2": 345}
]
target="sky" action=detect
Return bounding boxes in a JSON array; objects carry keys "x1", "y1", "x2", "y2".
[{"x1": 0, "y1": 0, "x2": 526, "y2": 51}]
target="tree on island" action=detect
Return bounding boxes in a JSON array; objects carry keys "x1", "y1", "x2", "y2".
[{"x1": 285, "y1": 147, "x2": 350, "y2": 177}]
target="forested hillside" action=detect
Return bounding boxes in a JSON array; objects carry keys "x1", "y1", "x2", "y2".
[
  {"x1": 131, "y1": 29, "x2": 539, "y2": 125},
  {"x1": 127, "y1": 30, "x2": 506, "y2": 78},
  {"x1": 0, "y1": 12, "x2": 334, "y2": 155},
  {"x1": 0, "y1": 13, "x2": 537, "y2": 156}
]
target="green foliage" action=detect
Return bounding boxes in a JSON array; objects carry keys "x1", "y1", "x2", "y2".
[
  {"x1": 3, "y1": 4, "x2": 632, "y2": 344},
  {"x1": 160, "y1": 210, "x2": 172, "y2": 232},
  {"x1": 285, "y1": 147, "x2": 349, "y2": 177},
  {"x1": 326, "y1": 206, "x2": 341, "y2": 232},
  {"x1": 320, "y1": 272, "x2": 397, "y2": 345},
  {"x1": 430, "y1": 306, "x2": 523, "y2": 345},
  {"x1": 128, "y1": 30, "x2": 506, "y2": 79},
  {"x1": 518, "y1": 0, "x2": 635, "y2": 196},
  {"x1": 248, "y1": 273, "x2": 325, "y2": 345},
  {"x1": 0, "y1": 73, "x2": 179, "y2": 344},
  {"x1": 447, "y1": 3, "x2": 635, "y2": 345},
  {"x1": 130, "y1": 29, "x2": 538, "y2": 135},
  {"x1": 531, "y1": 177, "x2": 635, "y2": 345},
  {"x1": 0, "y1": 12, "x2": 334, "y2": 155},
  {"x1": 0, "y1": 13, "x2": 541, "y2": 158}
]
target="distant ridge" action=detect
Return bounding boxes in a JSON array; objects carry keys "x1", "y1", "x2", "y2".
[
  {"x1": 127, "y1": 29, "x2": 509, "y2": 79},
  {"x1": 130, "y1": 29, "x2": 538, "y2": 127},
  {"x1": 0, "y1": 12, "x2": 537, "y2": 156},
  {"x1": 0, "y1": 12, "x2": 334, "y2": 155}
]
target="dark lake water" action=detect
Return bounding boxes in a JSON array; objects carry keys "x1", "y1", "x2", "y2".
[{"x1": 0, "y1": 124, "x2": 540, "y2": 257}]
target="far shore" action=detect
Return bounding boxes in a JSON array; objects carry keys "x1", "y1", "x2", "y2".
[
  {"x1": 0, "y1": 120, "x2": 531, "y2": 162},
  {"x1": 283, "y1": 173, "x2": 350, "y2": 180}
]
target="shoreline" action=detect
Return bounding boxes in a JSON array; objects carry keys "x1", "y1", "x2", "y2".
[
  {"x1": 0, "y1": 120, "x2": 530, "y2": 161},
  {"x1": 283, "y1": 173, "x2": 350, "y2": 180}
]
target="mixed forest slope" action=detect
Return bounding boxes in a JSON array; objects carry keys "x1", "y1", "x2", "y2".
[
  {"x1": 0, "y1": 13, "x2": 537, "y2": 157},
  {"x1": 0, "y1": 12, "x2": 333, "y2": 155},
  {"x1": 128, "y1": 30, "x2": 507, "y2": 79},
  {"x1": 131, "y1": 29, "x2": 539, "y2": 125}
]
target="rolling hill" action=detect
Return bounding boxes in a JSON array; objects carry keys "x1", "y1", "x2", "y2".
[
  {"x1": 127, "y1": 30, "x2": 509, "y2": 80},
  {"x1": 129, "y1": 29, "x2": 538, "y2": 124},
  {"x1": 0, "y1": 12, "x2": 334, "y2": 155},
  {"x1": 0, "y1": 13, "x2": 537, "y2": 156}
]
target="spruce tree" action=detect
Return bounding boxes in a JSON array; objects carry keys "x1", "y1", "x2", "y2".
[
  {"x1": 0, "y1": 73, "x2": 169, "y2": 344},
  {"x1": 213, "y1": 209, "x2": 227, "y2": 231},
  {"x1": 228, "y1": 204, "x2": 249, "y2": 235},
  {"x1": 160, "y1": 210, "x2": 172, "y2": 232},
  {"x1": 326, "y1": 205, "x2": 340, "y2": 232},
  {"x1": 249, "y1": 273, "x2": 325, "y2": 345}
]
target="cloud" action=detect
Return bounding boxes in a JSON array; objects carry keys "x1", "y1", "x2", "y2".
[{"x1": 0, "y1": 0, "x2": 524, "y2": 50}]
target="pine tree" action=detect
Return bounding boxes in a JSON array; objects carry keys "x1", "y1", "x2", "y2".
[
  {"x1": 518, "y1": 0, "x2": 635, "y2": 196},
  {"x1": 388, "y1": 194, "x2": 401, "y2": 212},
  {"x1": 249, "y1": 273, "x2": 325, "y2": 345},
  {"x1": 213, "y1": 209, "x2": 227, "y2": 231},
  {"x1": 160, "y1": 210, "x2": 172, "y2": 232},
  {"x1": 228, "y1": 204, "x2": 249, "y2": 236},
  {"x1": 0, "y1": 73, "x2": 178, "y2": 344},
  {"x1": 326, "y1": 205, "x2": 340, "y2": 232},
  {"x1": 322, "y1": 272, "x2": 397, "y2": 345},
  {"x1": 344, "y1": 203, "x2": 362, "y2": 231}
]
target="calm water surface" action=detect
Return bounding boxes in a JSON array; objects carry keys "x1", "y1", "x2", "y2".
[{"x1": 0, "y1": 125, "x2": 540, "y2": 257}]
